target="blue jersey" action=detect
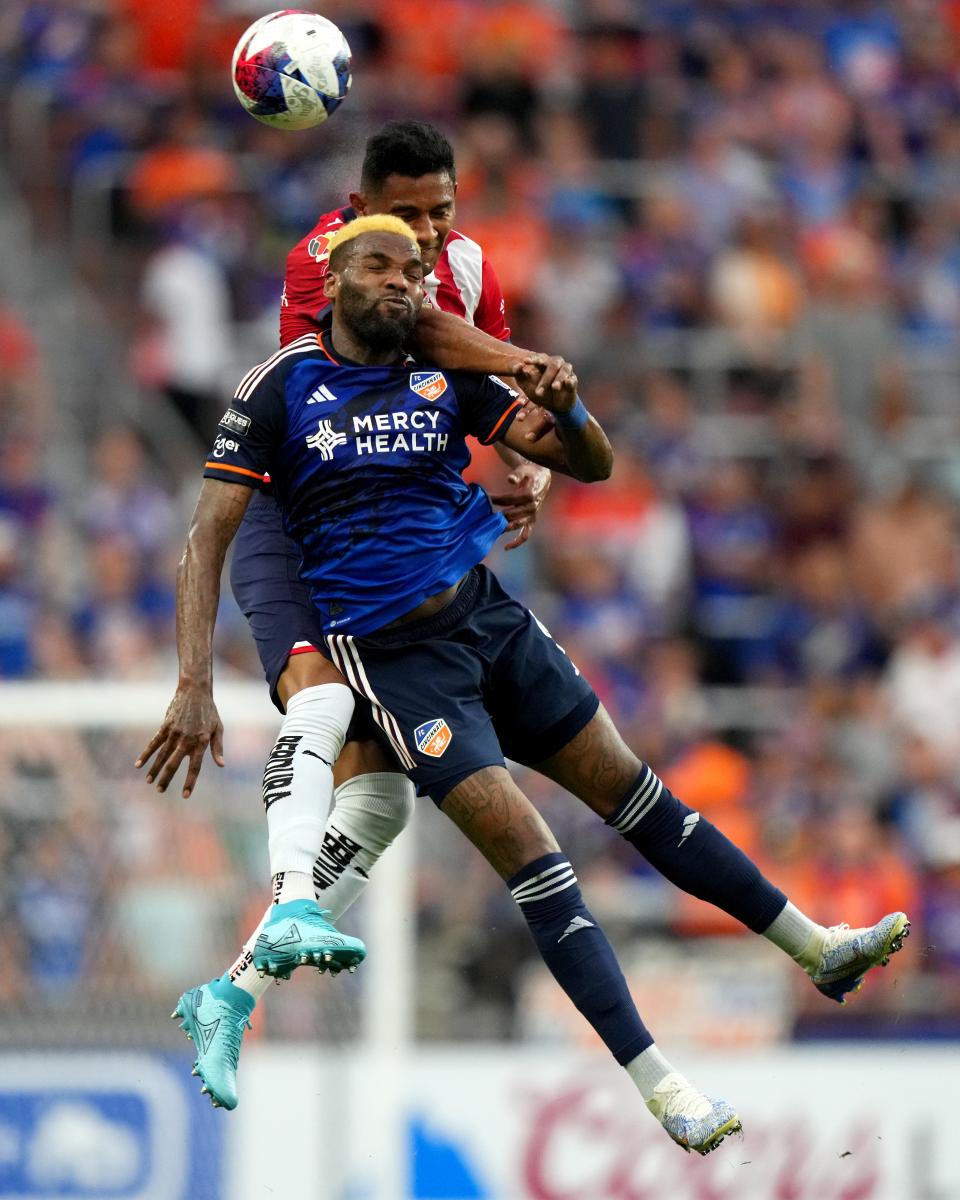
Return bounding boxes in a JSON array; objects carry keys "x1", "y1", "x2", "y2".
[{"x1": 204, "y1": 330, "x2": 522, "y2": 635}]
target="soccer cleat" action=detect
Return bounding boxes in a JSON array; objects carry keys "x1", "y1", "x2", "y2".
[
  {"x1": 252, "y1": 899, "x2": 366, "y2": 980},
  {"x1": 172, "y1": 973, "x2": 255, "y2": 1110},
  {"x1": 646, "y1": 1072, "x2": 742, "y2": 1155},
  {"x1": 810, "y1": 912, "x2": 910, "y2": 1004}
]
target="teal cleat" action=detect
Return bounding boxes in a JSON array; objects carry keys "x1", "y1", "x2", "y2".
[
  {"x1": 810, "y1": 912, "x2": 910, "y2": 1004},
  {"x1": 252, "y1": 899, "x2": 367, "y2": 980},
  {"x1": 172, "y1": 973, "x2": 254, "y2": 1110},
  {"x1": 646, "y1": 1072, "x2": 743, "y2": 1155}
]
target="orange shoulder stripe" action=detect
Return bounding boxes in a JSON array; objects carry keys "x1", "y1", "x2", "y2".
[
  {"x1": 204, "y1": 462, "x2": 266, "y2": 481},
  {"x1": 484, "y1": 400, "x2": 522, "y2": 443}
]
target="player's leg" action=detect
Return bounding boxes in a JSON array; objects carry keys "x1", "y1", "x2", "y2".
[
  {"x1": 172, "y1": 649, "x2": 367, "y2": 1110},
  {"x1": 173, "y1": 499, "x2": 365, "y2": 1108},
  {"x1": 225, "y1": 501, "x2": 369, "y2": 980},
  {"x1": 532, "y1": 705, "x2": 909, "y2": 1001},
  {"x1": 220, "y1": 650, "x2": 366, "y2": 979},
  {"x1": 481, "y1": 567, "x2": 909, "y2": 1003},
  {"x1": 439, "y1": 765, "x2": 741, "y2": 1155},
  {"x1": 326, "y1": 594, "x2": 739, "y2": 1154},
  {"x1": 181, "y1": 663, "x2": 414, "y2": 1109},
  {"x1": 318, "y1": 735, "x2": 416, "y2": 916}
]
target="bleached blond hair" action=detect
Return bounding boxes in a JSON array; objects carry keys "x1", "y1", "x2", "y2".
[{"x1": 326, "y1": 215, "x2": 419, "y2": 266}]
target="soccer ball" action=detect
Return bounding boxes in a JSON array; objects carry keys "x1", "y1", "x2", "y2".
[{"x1": 232, "y1": 9, "x2": 352, "y2": 131}]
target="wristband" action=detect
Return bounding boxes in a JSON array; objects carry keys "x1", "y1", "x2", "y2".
[{"x1": 555, "y1": 396, "x2": 589, "y2": 431}]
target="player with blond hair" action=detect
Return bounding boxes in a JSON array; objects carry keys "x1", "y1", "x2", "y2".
[{"x1": 151, "y1": 218, "x2": 909, "y2": 1151}]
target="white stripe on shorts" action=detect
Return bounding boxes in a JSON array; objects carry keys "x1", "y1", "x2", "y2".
[{"x1": 327, "y1": 634, "x2": 416, "y2": 771}]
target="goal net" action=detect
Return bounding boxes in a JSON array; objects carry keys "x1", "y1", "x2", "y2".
[{"x1": 0, "y1": 680, "x2": 414, "y2": 1200}]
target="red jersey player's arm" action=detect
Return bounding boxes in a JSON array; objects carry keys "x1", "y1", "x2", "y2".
[
  {"x1": 411, "y1": 306, "x2": 525, "y2": 373},
  {"x1": 136, "y1": 478, "x2": 254, "y2": 797},
  {"x1": 410, "y1": 307, "x2": 570, "y2": 414}
]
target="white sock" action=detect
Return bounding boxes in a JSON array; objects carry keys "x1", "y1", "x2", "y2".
[
  {"x1": 315, "y1": 772, "x2": 415, "y2": 918},
  {"x1": 762, "y1": 901, "x2": 826, "y2": 972},
  {"x1": 224, "y1": 875, "x2": 317, "y2": 1000},
  {"x1": 223, "y1": 683, "x2": 353, "y2": 1001},
  {"x1": 265, "y1": 683, "x2": 354, "y2": 879},
  {"x1": 223, "y1": 770, "x2": 414, "y2": 1000},
  {"x1": 625, "y1": 1044, "x2": 675, "y2": 1103},
  {"x1": 272, "y1": 870, "x2": 315, "y2": 904},
  {"x1": 227, "y1": 904, "x2": 273, "y2": 999}
]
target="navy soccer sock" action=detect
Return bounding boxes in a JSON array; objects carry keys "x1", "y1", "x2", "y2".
[
  {"x1": 508, "y1": 853, "x2": 652, "y2": 1065},
  {"x1": 607, "y1": 764, "x2": 787, "y2": 934}
]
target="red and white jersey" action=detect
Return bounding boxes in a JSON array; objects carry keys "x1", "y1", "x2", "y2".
[{"x1": 279, "y1": 205, "x2": 510, "y2": 347}]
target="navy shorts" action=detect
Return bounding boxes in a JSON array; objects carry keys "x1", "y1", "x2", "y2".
[
  {"x1": 230, "y1": 491, "x2": 392, "y2": 750},
  {"x1": 324, "y1": 565, "x2": 599, "y2": 804}
]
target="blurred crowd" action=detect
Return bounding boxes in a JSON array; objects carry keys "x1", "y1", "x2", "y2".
[{"x1": 2, "y1": 0, "x2": 960, "y2": 1042}]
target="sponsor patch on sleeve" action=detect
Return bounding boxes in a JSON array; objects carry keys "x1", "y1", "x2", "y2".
[
  {"x1": 414, "y1": 718, "x2": 453, "y2": 758},
  {"x1": 212, "y1": 434, "x2": 240, "y2": 459},
  {"x1": 219, "y1": 409, "x2": 251, "y2": 436}
]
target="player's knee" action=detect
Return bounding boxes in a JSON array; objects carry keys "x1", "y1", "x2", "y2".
[
  {"x1": 545, "y1": 708, "x2": 645, "y2": 819},
  {"x1": 607, "y1": 765, "x2": 698, "y2": 847},
  {"x1": 332, "y1": 772, "x2": 415, "y2": 854},
  {"x1": 280, "y1": 682, "x2": 355, "y2": 766}
]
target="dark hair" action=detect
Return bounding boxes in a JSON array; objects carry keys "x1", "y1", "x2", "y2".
[{"x1": 360, "y1": 121, "x2": 456, "y2": 193}]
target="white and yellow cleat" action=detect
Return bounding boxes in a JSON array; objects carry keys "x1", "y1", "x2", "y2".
[
  {"x1": 810, "y1": 912, "x2": 910, "y2": 1004},
  {"x1": 646, "y1": 1072, "x2": 742, "y2": 1155}
]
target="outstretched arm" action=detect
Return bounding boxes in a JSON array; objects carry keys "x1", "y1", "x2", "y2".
[
  {"x1": 410, "y1": 305, "x2": 561, "y2": 381},
  {"x1": 136, "y1": 479, "x2": 254, "y2": 797},
  {"x1": 411, "y1": 307, "x2": 572, "y2": 441}
]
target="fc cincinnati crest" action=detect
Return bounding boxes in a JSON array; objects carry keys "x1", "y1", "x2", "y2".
[
  {"x1": 414, "y1": 718, "x2": 453, "y2": 758},
  {"x1": 409, "y1": 371, "x2": 448, "y2": 401}
]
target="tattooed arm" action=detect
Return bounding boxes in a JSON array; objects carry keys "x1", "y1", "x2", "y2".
[{"x1": 136, "y1": 479, "x2": 254, "y2": 798}]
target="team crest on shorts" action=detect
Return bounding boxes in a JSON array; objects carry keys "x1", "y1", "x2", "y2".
[
  {"x1": 409, "y1": 371, "x2": 448, "y2": 401},
  {"x1": 414, "y1": 718, "x2": 453, "y2": 758}
]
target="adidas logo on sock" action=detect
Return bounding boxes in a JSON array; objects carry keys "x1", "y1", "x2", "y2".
[
  {"x1": 558, "y1": 915, "x2": 595, "y2": 943},
  {"x1": 678, "y1": 812, "x2": 700, "y2": 848}
]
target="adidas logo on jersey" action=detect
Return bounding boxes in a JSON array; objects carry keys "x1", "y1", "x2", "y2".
[{"x1": 307, "y1": 384, "x2": 337, "y2": 405}]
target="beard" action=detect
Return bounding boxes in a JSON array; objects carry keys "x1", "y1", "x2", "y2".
[{"x1": 339, "y1": 280, "x2": 418, "y2": 351}]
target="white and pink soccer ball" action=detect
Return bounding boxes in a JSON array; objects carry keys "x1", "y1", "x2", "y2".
[{"x1": 232, "y1": 9, "x2": 352, "y2": 131}]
